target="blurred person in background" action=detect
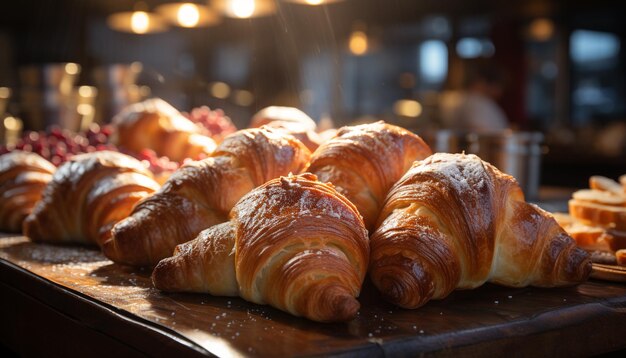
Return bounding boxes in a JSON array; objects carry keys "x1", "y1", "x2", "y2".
[{"x1": 439, "y1": 61, "x2": 509, "y2": 134}]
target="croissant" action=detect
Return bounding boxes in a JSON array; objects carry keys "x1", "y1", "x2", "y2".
[
  {"x1": 104, "y1": 127, "x2": 311, "y2": 266},
  {"x1": 309, "y1": 121, "x2": 432, "y2": 230},
  {"x1": 23, "y1": 151, "x2": 160, "y2": 246},
  {"x1": 250, "y1": 106, "x2": 322, "y2": 152},
  {"x1": 0, "y1": 151, "x2": 56, "y2": 232},
  {"x1": 153, "y1": 173, "x2": 369, "y2": 322},
  {"x1": 113, "y1": 98, "x2": 217, "y2": 162},
  {"x1": 369, "y1": 153, "x2": 591, "y2": 309}
]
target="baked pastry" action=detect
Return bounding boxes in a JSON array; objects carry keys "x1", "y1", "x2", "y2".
[
  {"x1": 370, "y1": 153, "x2": 591, "y2": 309},
  {"x1": 113, "y1": 98, "x2": 217, "y2": 162},
  {"x1": 616, "y1": 249, "x2": 626, "y2": 266},
  {"x1": 0, "y1": 151, "x2": 56, "y2": 232},
  {"x1": 569, "y1": 201, "x2": 626, "y2": 231},
  {"x1": 563, "y1": 176, "x2": 626, "y2": 253},
  {"x1": 309, "y1": 121, "x2": 432, "y2": 230},
  {"x1": 152, "y1": 173, "x2": 369, "y2": 323},
  {"x1": 105, "y1": 127, "x2": 311, "y2": 266},
  {"x1": 590, "y1": 175, "x2": 624, "y2": 196},
  {"x1": 23, "y1": 151, "x2": 159, "y2": 246},
  {"x1": 553, "y1": 212, "x2": 610, "y2": 251},
  {"x1": 250, "y1": 106, "x2": 322, "y2": 152}
]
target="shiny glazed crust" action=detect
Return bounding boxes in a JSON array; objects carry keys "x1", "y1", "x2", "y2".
[
  {"x1": 23, "y1": 151, "x2": 159, "y2": 246},
  {"x1": 113, "y1": 98, "x2": 217, "y2": 162},
  {"x1": 369, "y1": 153, "x2": 591, "y2": 309},
  {"x1": 105, "y1": 127, "x2": 311, "y2": 267},
  {"x1": 152, "y1": 173, "x2": 369, "y2": 323},
  {"x1": 309, "y1": 121, "x2": 432, "y2": 231},
  {"x1": 250, "y1": 106, "x2": 321, "y2": 152},
  {"x1": 0, "y1": 151, "x2": 56, "y2": 232}
]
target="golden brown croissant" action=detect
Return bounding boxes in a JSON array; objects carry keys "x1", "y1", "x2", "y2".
[
  {"x1": 309, "y1": 121, "x2": 432, "y2": 230},
  {"x1": 104, "y1": 127, "x2": 311, "y2": 266},
  {"x1": 0, "y1": 151, "x2": 56, "y2": 232},
  {"x1": 250, "y1": 106, "x2": 322, "y2": 152},
  {"x1": 23, "y1": 151, "x2": 160, "y2": 246},
  {"x1": 113, "y1": 98, "x2": 217, "y2": 162},
  {"x1": 370, "y1": 153, "x2": 591, "y2": 309},
  {"x1": 153, "y1": 173, "x2": 369, "y2": 322}
]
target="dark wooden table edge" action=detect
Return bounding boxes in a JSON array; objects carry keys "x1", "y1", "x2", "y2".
[
  {"x1": 375, "y1": 291, "x2": 626, "y2": 357},
  {"x1": 3, "y1": 254, "x2": 626, "y2": 357},
  {"x1": 0, "y1": 258, "x2": 214, "y2": 357}
]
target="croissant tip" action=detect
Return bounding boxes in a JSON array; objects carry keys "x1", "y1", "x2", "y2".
[
  {"x1": 152, "y1": 257, "x2": 177, "y2": 291},
  {"x1": 331, "y1": 294, "x2": 360, "y2": 322},
  {"x1": 314, "y1": 286, "x2": 360, "y2": 323}
]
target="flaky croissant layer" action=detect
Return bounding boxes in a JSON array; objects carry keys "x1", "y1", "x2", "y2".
[
  {"x1": 370, "y1": 153, "x2": 591, "y2": 309},
  {"x1": 153, "y1": 173, "x2": 369, "y2": 323},
  {"x1": 23, "y1": 151, "x2": 159, "y2": 246},
  {"x1": 105, "y1": 127, "x2": 311, "y2": 267},
  {"x1": 0, "y1": 151, "x2": 56, "y2": 233},
  {"x1": 113, "y1": 98, "x2": 217, "y2": 162},
  {"x1": 309, "y1": 121, "x2": 432, "y2": 231}
]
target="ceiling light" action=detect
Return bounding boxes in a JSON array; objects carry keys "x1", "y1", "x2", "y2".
[
  {"x1": 155, "y1": 2, "x2": 221, "y2": 28},
  {"x1": 213, "y1": 0, "x2": 276, "y2": 19},
  {"x1": 107, "y1": 11, "x2": 169, "y2": 34},
  {"x1": 283, "y1": 0, "x2": 345, "y2": 5}
]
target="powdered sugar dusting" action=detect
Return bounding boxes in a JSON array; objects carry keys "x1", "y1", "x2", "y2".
[
  {"x1": 412, "y1": 153, "x2": 489, "y2": 196},
  {"x1": 235, "y1": 174, "x2": 353, "y2": 225}
]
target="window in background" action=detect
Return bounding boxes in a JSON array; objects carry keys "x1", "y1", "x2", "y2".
[
  {"x1": 456, "y1": 38, "x2": 495, "y2": 59},
  {"x1": 570, "y1": 29, "x2": 624, "y2": 125},
  {"x1": 525, "y1": 18, "x2": 558, "y2": 130},
  {"x1": 419, "y1": 40, "x2": 448, "y2": 87}
]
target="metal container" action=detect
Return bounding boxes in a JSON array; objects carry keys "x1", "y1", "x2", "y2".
[
  {"x1": 19, "y1": 63, "x2": 81, "y2": 94},
  {"x1": 93, "y1": 63, "x2": 145, "y2": 123},
  {"x1": 468, "y1": 131, "x2": 545, "y2": 201},
  {"x1": 18, "y1": 63, "x2": 82, "y2": 131},
  {"x1": 0, "y1": 86, "x2": 10, "y2": 115},
  {"x1": 420, "y1": 130, "x2": 545, "y2": 201}
]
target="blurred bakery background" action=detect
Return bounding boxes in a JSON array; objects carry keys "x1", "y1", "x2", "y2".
[{"x1": 0, "y1": 0, "x2": 624, "y2": 198}]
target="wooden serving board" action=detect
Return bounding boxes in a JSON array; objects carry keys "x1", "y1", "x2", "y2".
[{"x1": 1, "y1": 234, "x2": 626, "y2": 357}]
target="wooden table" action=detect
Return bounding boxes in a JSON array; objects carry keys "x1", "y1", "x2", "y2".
[{"x1": 1, "y1": 234, "x2": 626, "y2": 357}]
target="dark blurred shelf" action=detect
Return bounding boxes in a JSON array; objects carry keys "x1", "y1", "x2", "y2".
[{"x1": 542, "y1": 145, "x2": 626, "y2": 188}]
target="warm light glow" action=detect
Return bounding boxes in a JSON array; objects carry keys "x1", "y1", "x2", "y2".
[
  {"x1": 286, "y1": 0, "x2": 345, "y2": 5},
  {"x1": 4, "y1": 116, "x2": 21, "y2": 131},
  {"x1": 78, "y1": 86, "x2": 97, "y2": 98},
  {"x1": 64, "y1": 63, "x2": 80, "y2": 75},
  {"x1": 349, "y1": 31, "x2": 368, "y2": 56},
  {"x1": 529, "y1": 18, "x2": 554, "y2": 42},
  {"x1": 131, "y1": 11, "x2": 150, "y2": 34},
  {"x1": 156, "y1": 3, "x2": 219, "y2": 28},
  {"x1": 233, "y1": 90, "x2": 254, "y2": 106},
  {"x1": 214, "y1": 0, "x2": 275, "y2": 18},
  {"x1": 77, "y1": 104, "x2": 94, "y2": 116},
  {"x1": 177, "y1": 3, "x2": 200, "y2": 27},
  {"x1": 0, "y1": 87, "x2": 10, "y2": 99},
  {"x1": 393, "y1": 99, "x2": 423, "y2": 118},
  {"x1": 231, "y1": 0, "x2": 255, "y2": 18},
  {"x1": 107, "y1": 11, "x2": 168, "y2": 34},
  {"x1": 209, "y1": 82, "x2": 231, "y2": 99}
]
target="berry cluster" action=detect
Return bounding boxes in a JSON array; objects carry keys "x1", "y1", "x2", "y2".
[
  {"x1": 0, "y1": 124, "x2": 179, "y2": 176},
  {"x1": 184, "y1": 106, "x2": 237, "y2": 140},
  {"x1": 133, "y1": 148, "x2": 180, "y2": 177},
  {"x1": 0, "y1": 124, "x2": 116, "y2": 166}
]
